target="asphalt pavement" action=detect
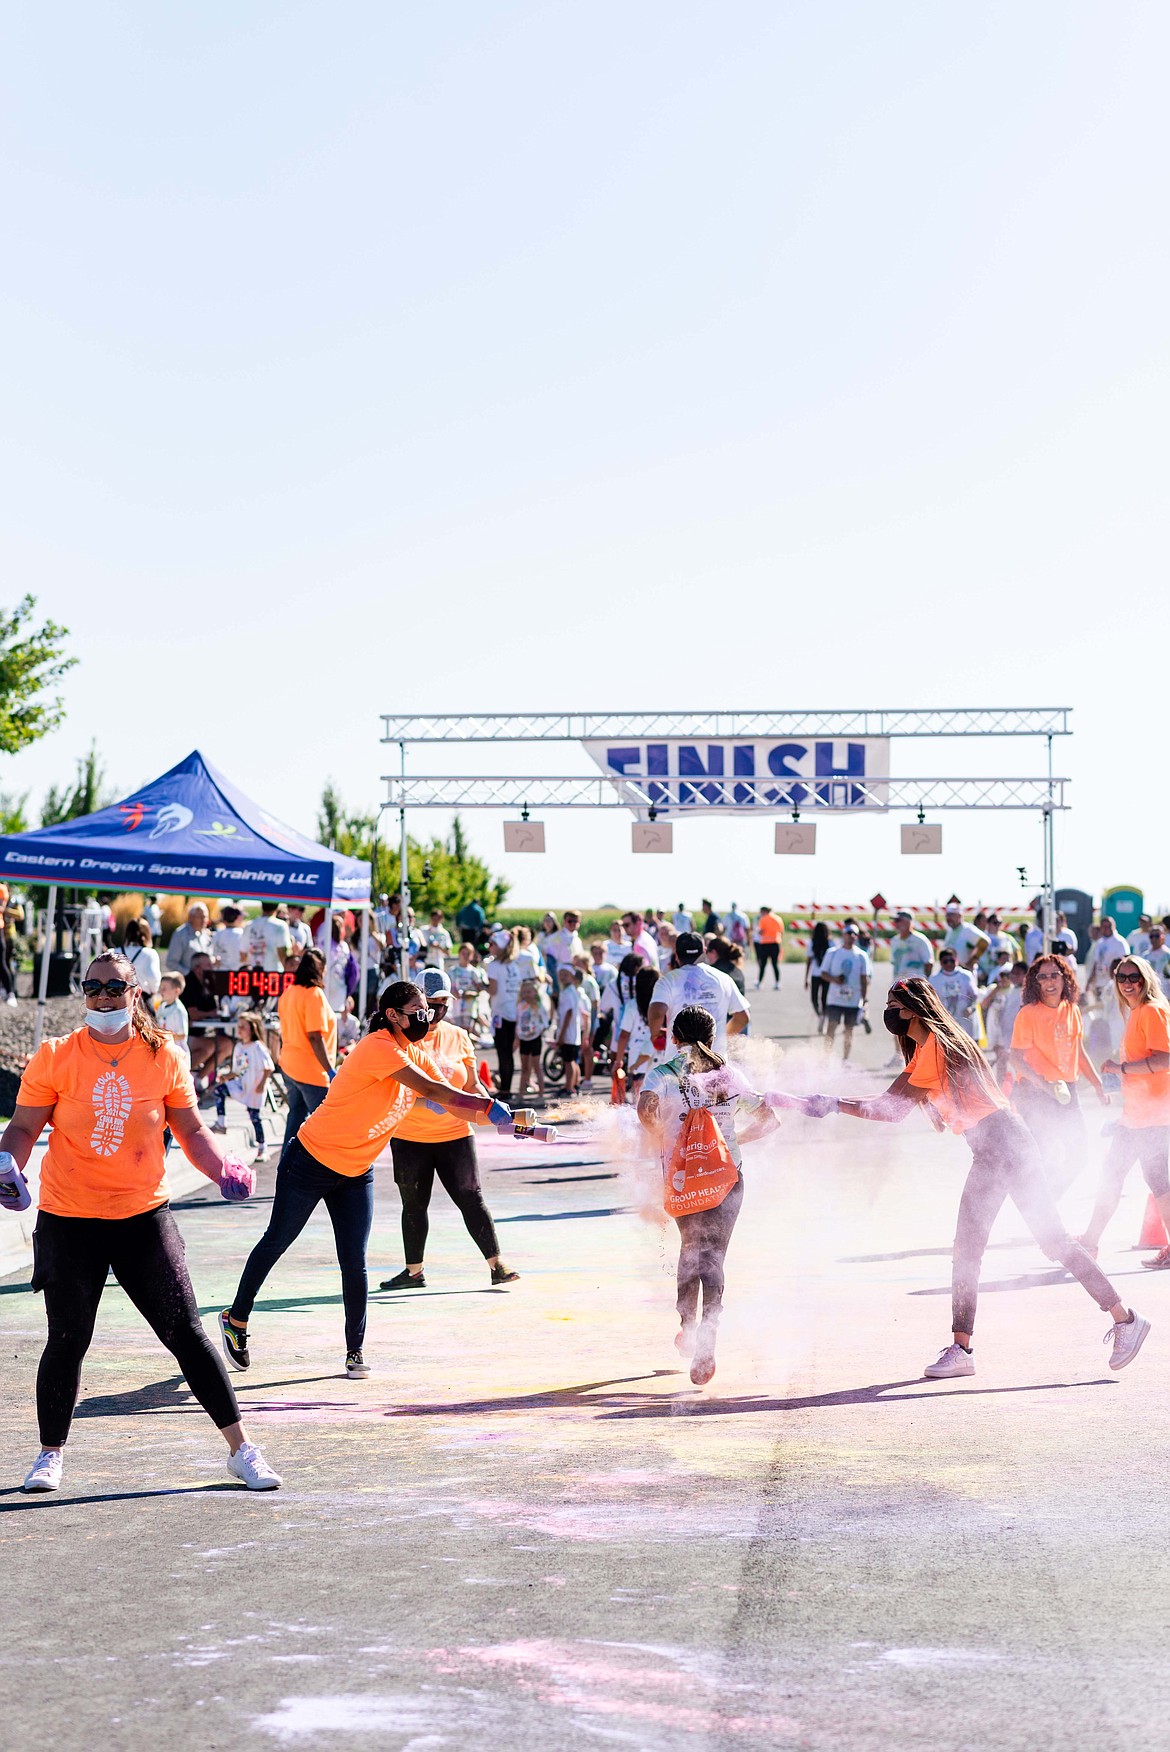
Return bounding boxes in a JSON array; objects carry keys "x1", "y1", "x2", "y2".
[{"x1": 3, "y1": 966, "x2": 1169, "y2": 1750}]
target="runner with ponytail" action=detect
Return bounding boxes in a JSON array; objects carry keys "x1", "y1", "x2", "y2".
[
  {"x1": 222, "y1": 980, "x2": 515, "y2": 1379},
  {"x1": 791, "y1": 978, "x2": 1150, "y2": 1379},
  {"x1": 637, "y1": 1004, "x2": 776, "y2": 1385}
]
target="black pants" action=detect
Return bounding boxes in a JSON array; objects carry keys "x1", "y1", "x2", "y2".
[
  {"x1": 755, "y1": 943, "x2": 781, "y2": 985},
  {"x1": 230, "y1": 1137, "x2": 374, "y2": 1353},
  {"x1": 1013, "y1": 1081, "x2": 1086, "y2": 1197},
  {"x1": 493, "y1": 1018, "x2": 516, "y2": 1095},
  {"x1": 952, "y1": 1110, "x2": 1119, "y2": 1334},
  {"x1": 31, "y1": 1205, "x2": 240, "y2": 1448},
  {"x1": 281, "y1": 1075, "x2": 328, "y2": 1151},
  {"x1": 675, "y1": 1174, "x2": 744, "y2": 1327},
  {"x1": 390, "y1": 1134, "x2": 500, "y2": 1264},
  {"x1": 0, "y1": 931, "x2": 13, "y2": 998},
  {"x1": 809, "y1": 975, "x2": 829, "y2": 1017}
]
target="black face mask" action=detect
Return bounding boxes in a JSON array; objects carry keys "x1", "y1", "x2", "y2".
[
  {"x1": 397, "y1": 1012, "x2": 431, "y2": 1042},
  {"x1": 883, "y1": 1008, "x2": 912, "y2": 1036}
]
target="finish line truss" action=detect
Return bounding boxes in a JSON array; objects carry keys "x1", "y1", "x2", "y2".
[
  {"x1": 381, "y1": 707, "x2": 1070, "y2": 743},
  {"x1": 381, "y1": 775, "x2": 1068, "y2": 813}
]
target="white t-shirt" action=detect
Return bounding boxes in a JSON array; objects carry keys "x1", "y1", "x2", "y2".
[
  {"x1": 242, "y1": 915, "x2": 292, "y2": 971},
  {"x1": 488, "y1": 957, "x2": 522, "y2": 1023},
  {"x1": 516, "y1": 992, "x2": 549, "y2": 1043},
  {"x1": 514, "y1": 945, "x2": 544, "y2": 982},
  {"x1": 124, "y1": 944, "x2": 162, "y2": 995},
  {"x1": 627, "y1": 931, "x2": 660, "y2": 971},
  {"x1": 1086, "y1": 934, "x2": 1127, "y2": 992},
  {"x1": 211, "y1": 925, "x2": 245, "y2": 971},
  {"x1": 592, "y1": 960, "x2": 617, "y2": 991},
  {"x1": 229, "y1": 1038, "x2": 274, "y2": 1107},
  {"x1": 651, "y1": 962, "x2": 749, "y2": 1058},
  {"x1": 618, "y1": 996, "x2": 653, "y2": 1067},
  {"x1": 978, "y1": 932, "x2": 1017, "y2": 977},
  {"x1": 545, "y1": 928, "x2": 583, "y2": 968},
  {"x1": 156, "y1": 997, "x2": 190, "y2": 1059},
  {"x1": 672, "y1": 910, "x2": 693, "y2": 933},
  {"x1": 324, "y1": 941, "x2": 351, "y2": 1014},
  {"x1": 889, "y1": 931, "x2": 934, "y2": 982},
  {"x1": 821, "y1": 946, "x2": 871, "y2": 1011},
  {"x1": 604, "y1": 935, "x2": 632, "y2": 968},
  {"x1": 1130, "y1": 930, "x2": 1152, "y2": 958},
  {"x1": 421, "y1": 925, "x2": 453, "y2": 967},
  {"x1": 287, "y1": 918, "x2": 312, "y2": 953},
  {"x1": 944, "y1": 922, "x2": 988, "y2": 966},
  {"x1": 642, "y1": 1053, "x2": 764, "y2": 1174},
  {"x1": 1146, "y1": 947, "x2": 1170, "y2": 995},
  {"x1": 557, "y1": 984, "x2": 581, "y2": 1046},
  {"x1": 930, "y1": 967, "x2": 981, "y2": 1036}
]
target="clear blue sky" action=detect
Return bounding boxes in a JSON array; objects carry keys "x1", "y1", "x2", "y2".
[{"x1": 2, "y1": 3, "x2": 1167, "y2": 912}]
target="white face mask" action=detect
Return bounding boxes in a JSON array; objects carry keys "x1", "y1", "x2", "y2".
[{"x1": 86, "y1": 1003, "x2": 134, "y2": 1037}]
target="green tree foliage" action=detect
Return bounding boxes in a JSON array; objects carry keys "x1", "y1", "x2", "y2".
[
  {"x1": 41, "y1": 744, "x2": 114, "y2": 826},
  {"x1": 0, "y1": 790, "x2": 28, "y2": 834},
  {"x1": 0, "y1": 596, "x2": 76, "y2": 755},
  {"x1": 317, "y1": 785, "x2": 508, "y2": 917}
]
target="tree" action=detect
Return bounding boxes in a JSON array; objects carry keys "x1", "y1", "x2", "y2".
[
  {"x1": 317, "y1": 786, "x2": 508, "y2": 916},
  {"x1": 41, "y1": 744, "x2": 114, "y2": 826},
  {"x1": 0, "y1": 596, "x2": 76, "y2": 755},
  {"x1": 0, "y1": 790, "x2": 28, "y2": 834}
]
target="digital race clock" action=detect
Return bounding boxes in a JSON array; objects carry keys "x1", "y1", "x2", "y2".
[{"x1": 207, "y1": 968, "x2": 296, "y2": 1000}]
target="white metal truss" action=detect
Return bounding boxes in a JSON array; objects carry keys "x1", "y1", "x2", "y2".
[
  {"x1": 380, "y1": 708, "x2": 1071, "y2": 743},
  {"x1": 382, "y1": 774, "x2": 1069, "y2": 812}
]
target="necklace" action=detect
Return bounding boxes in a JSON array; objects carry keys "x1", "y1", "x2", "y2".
[{"x1": 87, "y1": 1028, "x2": 133, "y2": 1072}]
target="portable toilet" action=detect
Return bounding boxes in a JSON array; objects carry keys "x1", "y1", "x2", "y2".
[
  {"x1": 1055, "y1": 888, "x2": 1093, "y2": 961},
  {"x1": 1102, "y1": 885, "x2": 1144, "y2": 941}
]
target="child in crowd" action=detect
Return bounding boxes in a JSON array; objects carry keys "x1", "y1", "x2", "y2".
[
  {"x1": 156, "y1": 973, "x2": 190, "y2": 1062},
  {"x1": 210, "y1": 1011, "x2": 275, "y2": 1163},
  {"x1": 572, "y1": 961, "x2": 599, "y2": 1090},
  {"x1": 556, "y1": 965, "x2": 582, "y2": 1096},
  {"x1": 336, "y1": 994, "x2": 360, "y2": 1055},
  {"x1": 516, "y1": 977, "x2": 549, "y2": 1098}
]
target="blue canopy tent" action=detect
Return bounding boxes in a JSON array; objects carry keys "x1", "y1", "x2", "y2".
[{"x1": 0, "y1": 750, "x2": 371, "y2": 1046}]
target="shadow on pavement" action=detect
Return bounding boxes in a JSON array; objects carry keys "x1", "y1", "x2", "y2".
[
  {"x1": 524, "y1": 1173, "x2": 618, "y2": 1185},
  {"x1": 908, "y1": 1268, "x2": 1153, "y2": 1297},
  {"x1": 0, "y1": 1482, "x2": 239, "y2": 1512},
  {"x1": 841, "y1": 1241, "x2": 1027, "y2": 1264},
  {"x1": 497, "y1": 1207, "x2": 632, "y2": 1223},
  {"x1": 596, "y1": 1376, "x2": 1119, "y2": 1418}
]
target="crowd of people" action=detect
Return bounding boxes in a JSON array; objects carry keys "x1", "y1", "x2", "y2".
[{"x1": 3, "y1": 887, "x2": 1168, "y2": 1496}]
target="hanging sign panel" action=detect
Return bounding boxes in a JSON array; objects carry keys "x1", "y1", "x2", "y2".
[
  {"x1": 901, "y1": 823, "x2": 942, "y2": 854},
  {"x1": 503, "y1": 821, "x2": 546, "y2": 853},
  {"x1": 632, "y1": 821, "x2": 673, "y2": 853},
  {"x1": 775, "y1": 822, "x2": 816, "y2": 854},
  {"x1": 583, "y1": 738, "x2": 890, "y2": 814}
]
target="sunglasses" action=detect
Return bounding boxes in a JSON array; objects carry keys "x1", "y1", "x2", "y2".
[
  {"x1": 1117, "y1": 971, "x2": 1143, "y2": 985},
  {"x1": 81, "y1": 978, "x2": 136, "y2": 997}
]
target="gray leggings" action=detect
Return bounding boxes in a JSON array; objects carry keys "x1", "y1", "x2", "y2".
[
  {"x1": 952, "y1": 1110, "x2": 1119, "y2": 1334},
  {"x1": 675, "y1": 1174, "x2": 744, "y2": 1327},
  {"x1": 1097, "y1": 1123, "x2": 1170, "y2": 1200}
]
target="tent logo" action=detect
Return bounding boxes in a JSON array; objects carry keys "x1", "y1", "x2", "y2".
[
  {"x1": 147, "y1": 803, "x2": 193, "y2": 839},
  {"x1": 194, "y1": 819, "x2": 252, "y2": 843},
  {"x1": 119, "y1": 803, "x2": 146, "y2": 831}
]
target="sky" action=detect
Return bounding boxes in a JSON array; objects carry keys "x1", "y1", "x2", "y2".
[{"x1": 2, "y1": 2, "x2": 1167, "y2": 914}]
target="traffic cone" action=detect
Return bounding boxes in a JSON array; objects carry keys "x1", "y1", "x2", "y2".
[
  {"x1": 1139, "y1": 1194, "x2": 1168, "y2": 1249},
  {"x1": 610, "y1": 1067, "x2": 627, "y2": 1106},
  {"x1": 479, "y1": 1061, "x2": 492, "y2": 1088}
]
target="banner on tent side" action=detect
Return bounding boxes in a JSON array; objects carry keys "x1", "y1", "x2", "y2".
[
  {"x1": 632, "y1": 822, "x2": 673, "y2": 853},
  {"x1": 901, "y1": 823, "x2": 942, "y2": 854},
  {"x1": 582, "y1": 737, "x2": 890, "y2": 814},
  {"x1": 503, "y1": 821, "x2": 546, "y2": 853},
  {"x1": 775, "y1": 822, "x2": 816, "y2": 854}
]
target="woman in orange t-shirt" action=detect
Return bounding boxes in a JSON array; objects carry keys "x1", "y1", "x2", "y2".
[
  {"x1": 778, "y1": 978, "x2": 1147, "y2": 1381},
  {"x1": 1079, "y1": 956, "x2": 1170, "y2": 1266},
  {"x1": 276, "y1": 948, "x2": 338, "y2": 1149},
  {"x1": 223, "y1": 980, "x2": 516, "y2": 1381},
  {"x1": 0, "y1": 952, "x2": 282, "y2": 1496},
  {"x1": 1009, "y1": 954, "x2": 1107, "y2": 1195}
]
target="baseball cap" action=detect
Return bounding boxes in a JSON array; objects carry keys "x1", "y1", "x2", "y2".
[
  {"x1": 418, "y1": 968, "x2": 454, "y2": 1005},
  {"x1": 490, "y1": 928, "x2": 512, "y2": 949},
  {"x1": 675, "y1": 931, "x2": 704, "y2": 964},
  {"x1": 894, "y1": 909, "x2": 912, "y2": 922}
]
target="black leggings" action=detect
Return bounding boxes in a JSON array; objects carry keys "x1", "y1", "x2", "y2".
[
  {"x1": 755, "y1": 943, "x2": 781, "y2": 985},
  {"x1": 493, "y1": 1018, "x2": 516, "y2": 1095},
  {"x1": 31, "y1": 1205, "x2": 240, "y2": 1448},
  {"x1": 0, "y1": 931, "x2": 13, "y2": 999},
  {"x1": 952, "y1": 1110, "x2": 1119, "y2": 1334},
  {"x1": 674, "y1": 1174, "x2": 744, "y2": 1327},
  {"x1": 390, "y1": 1134, "x2": 500, "y2": 1264},
  {"x1": 231, "y1": 1137, "x2": 373, "y2": 1353},
  {"x1": 809, "y1": 975, "x2": 829, "y2": 1017}
]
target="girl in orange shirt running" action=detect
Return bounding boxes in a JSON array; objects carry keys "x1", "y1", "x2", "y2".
[
  {"x1": 222, "y1": 980, "x2": 517, "y2": 1380},
  {"x1": 0, "y1": 952, "x2": 282, "y2": 1495},
  {"x1": 1078, "y1": 956, "x2": 1170, "y2": 1267},
  {"x1": 1009, "y1": 954, "x2": 1107, "y2": 1196},
  {"x1": 784, "y1": 978, "x2": 1149, "y2": 1380}
]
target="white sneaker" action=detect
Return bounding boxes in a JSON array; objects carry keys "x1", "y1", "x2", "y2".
[
  {"x1": 254, "y1": 1144, "x2": 270, "y2": 1163},
  {"x1": 210, "y1": 1120, "x2": 227, "y2": 1135},
  {"x1": 923, "y1": 1342, "x2": 975, "y2": 1379},
  {"x1": 22, "y1": 1449, "x2": 63, "y2": 1492},
  {"x1": 1106, "y1": 1309, "x2": 1151, "y2": 1371},
  {"x1": 5, "y1": 993, "x2": 17, "y2": 1008},
  {"x1": 227, "y1": 1441, "x2": 282, "y2": 1490}
]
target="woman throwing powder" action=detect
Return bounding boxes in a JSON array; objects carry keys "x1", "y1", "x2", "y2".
[
  {"x1": 790, "y1": 978, "x2": 1150, "y2": 1381},
  {"x1": 0, "y1": 952, "x2": 282, "y2": 1494},
  {"x1": 222, "y1": 981, "x2": 516, "y2": 1381}
]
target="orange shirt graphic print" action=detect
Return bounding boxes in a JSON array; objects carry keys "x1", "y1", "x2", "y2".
[{"x1": 90, "y1": 1068, "x2": 134, "y2": 1156}]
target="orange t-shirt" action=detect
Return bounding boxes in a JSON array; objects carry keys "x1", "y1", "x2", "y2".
[
  {"x1": 755, "y1": 913, "x2": 784, "y2": 944},
  {"x1": 393, "y1": 1020, "x2": 478, "y2": 1144},
  {"x1": 298, "y1": 1028, "x2": 448, "y2": 1176},
  {"x1": 19, "y1": 1029, "x2": 197, "y2": 1219},
  {"x1": 1010, "y1": 1000, "x2": 1082, "y2": 1083},
  {"x1": 278, "y1": 983, "x2": 338, "y2": 1087},
  {"x1": 1120, "y1": 1002, "x2": 1170, "y2": 1128},
  {"x1": 907, "y1": 1032, "x2": 1006, "y2": 1135}
]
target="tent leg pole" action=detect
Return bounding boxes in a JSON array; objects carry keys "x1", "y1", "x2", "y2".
[
  {"x1": 399, "y1": 739, "x2": 410, "y2": 982},
  {"x1": 359, "y1": 906, "x2": 371, "y2": 1018},
  {"x1": 34, "y1": 885, "x2": 56, "y2": 1051}
]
